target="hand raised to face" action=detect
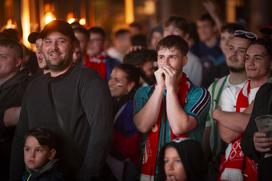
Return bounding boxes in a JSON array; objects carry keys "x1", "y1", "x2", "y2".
[
  {"x1": 154, "y1": 68, "x2": 166, "y2": 88},
  {"x1": 161, "y1": 65, "x2": 178, "y2": 90}
]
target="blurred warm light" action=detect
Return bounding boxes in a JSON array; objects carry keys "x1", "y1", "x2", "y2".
[
  {"x1": 44, "y1": 12, "x2": 56, "y2": 25},
  {"x1": 5, "y1": 19, "x2": 17, "y2": 29},
  {"x1": 79, "y1": 18, "x2": 86, "y2": 25},
  {"x1": 144, "y1": 0, "x2": 155, "y2": 15},
  {"x1": 226, "y1": 0, "x2": 236, "y2": 23},
  {"x1": 125, "y1": 0, "x2": 134, "y2": 24},
  {"x1": 67, "y1": 12, "x2": 76, "y2": 24},
  {"x1": 21, "y1": 0, "x2": 30, "y2": 47},
  {"x1": 68, "y1": 18, "x2": 76, "y2": 24}
]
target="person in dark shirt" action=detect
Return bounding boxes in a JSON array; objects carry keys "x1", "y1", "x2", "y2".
[
  {"x1": 0, "y1": 38, "x2": 30, "y2": 181},
  {"x1": 10, "y1": 20, "x2": 113, "y2": 181}
]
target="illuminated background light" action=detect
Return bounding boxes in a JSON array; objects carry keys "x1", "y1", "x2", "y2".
[
  {"x1": 79, "y1": 18, "x2": 86, "y2": 25},
  {"x1": 68, "y1": 18, "x2": 76, "y2": 24},
  {"x1": 44, "y1": 12, "x2": 56, "y2": 25}
]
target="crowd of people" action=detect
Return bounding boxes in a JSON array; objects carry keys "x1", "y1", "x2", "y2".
[{"x1": 1, "y1": 2, "x2": 272, "y2": 181}]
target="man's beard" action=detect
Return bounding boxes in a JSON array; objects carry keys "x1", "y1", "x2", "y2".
[
  {"x1": 229, "y1": 66, "x2": 245, "y2": 73},
  {"x1": 46, "y1": 58, "x2": 72, "y2": 71}
]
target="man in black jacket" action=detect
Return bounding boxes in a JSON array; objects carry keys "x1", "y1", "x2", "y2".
[
  {"x1": 241, "y1": 80, "x2": 272, "y2": 180},
  {"x1": 10, "y1": 20, "x2": 113, "y2": 181},
  {"x1": 0, "y1": 38, "x2": 30, "y2": 181}
]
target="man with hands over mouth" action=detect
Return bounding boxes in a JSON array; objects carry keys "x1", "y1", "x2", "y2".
[{"x1": 133, "y1": 35, "x2": 210, "y2": 181}]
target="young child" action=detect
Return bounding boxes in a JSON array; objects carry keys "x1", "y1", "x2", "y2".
[
  {"x1": 157, "y1": 139, "x2": 206, "y2": 181},
  {"x1": 22, "y1": 127, "x2": 63, "y2": 181}
]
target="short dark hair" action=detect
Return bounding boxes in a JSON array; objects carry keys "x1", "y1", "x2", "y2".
[
  {"x1": 221, "y1": 23, "x2": 245, "y2": 34},
  {"x1": 131, "y1": 34, "x2": 147, "y2": 47},
  {"x1": 198, "y1": 14, "x2": 215, "y2": 26},
  {"x1": 0, "y1": 38, "x2": 23, "y2": 59},
  {"x1": 24, "y1": 128, "x2": 57, "y2": 150},
  {"x1": 2, "y1": 29, "x2": 20, "y2": 42},
  {"x1": 114, "y1": 64, "x2": 140, "y2": 89},
  {"x1": 124, "y1": 49, "x2": 157, "y2": 66},
  {"x1": 157, "y1": 35, "x2": 189, "y2": 56},
  {"x1": 129, "y1": 22, "x2": 142, "y2": 31},
  {"x1": 89, "y1": 26, "x2": 106, "y2": 39},
  {"x1": 150, "y1": 25, "x2": 163, "y2": 36},
  {"x1": 73, "y1": 26, "x2": 89, "y2": 38},
  {"x1": 165, "y1": 16, "x2": 189, "y2": 34},
  {"x1": 114, "y1": 29, "x2": 130, "y2": 38},
  {"x1": 251, "y1": 38, "x2": 272, "y2": 58}
]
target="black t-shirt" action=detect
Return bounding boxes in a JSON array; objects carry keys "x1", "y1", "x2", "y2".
[{"x1": 10, "y1": 65, "x2": 113, "y2": 181}]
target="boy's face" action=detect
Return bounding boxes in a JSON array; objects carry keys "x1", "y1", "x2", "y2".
[
  {"x1": 164, "y1": 147, "x2": 186, "y2": 181},
  {"x1": 24, "y1": 136, "x2": 56, "y2": 170}
]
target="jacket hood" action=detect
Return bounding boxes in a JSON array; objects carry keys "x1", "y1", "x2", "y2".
[{"x1": 157, "y1": 139, "x2": 206, "y2": 181}]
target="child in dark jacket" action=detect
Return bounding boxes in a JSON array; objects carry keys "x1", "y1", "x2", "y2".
[{"x1": 22, "y1": 128, "x2": 63, "y2": 181}]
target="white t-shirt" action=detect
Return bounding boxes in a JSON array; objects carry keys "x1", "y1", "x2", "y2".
[
  {"x1": 220, "y1": 80, "x2": 260, "y2": 161},
  {"x1": 218, "y1": 78, "x2": 246, "y2": 112},
  {"x1": 220, "y1": 81, "x2": 259, "y2": 112}
]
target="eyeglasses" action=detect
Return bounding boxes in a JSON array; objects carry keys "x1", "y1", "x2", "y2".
[{"x1": 234, "y1": 30, "x2": 257, "y2": 41}]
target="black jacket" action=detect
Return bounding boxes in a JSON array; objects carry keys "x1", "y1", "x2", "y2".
[
  {"x1": 10, "y1": 65, "x2": 113, "y2": 181},
  {"x1": 0, "y1": 69, "x2": 30, "y2": 136},
  {"x1": 241, "y1": 81, "x2": 272, "y2": 181},
  {"x1": 22, "y1": 160, "x2": 64, "y2": 181},
  {"x1": 0, "y1": 69, "x2": 30, "y2": 181}
]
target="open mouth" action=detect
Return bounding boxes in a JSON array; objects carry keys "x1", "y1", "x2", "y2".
[
  {"x1": 27, "y1": 160, "x2": 35, "y2": 165},
  {"x1": 49, "y1": 51, "x2": 60, "y2": 59}
]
